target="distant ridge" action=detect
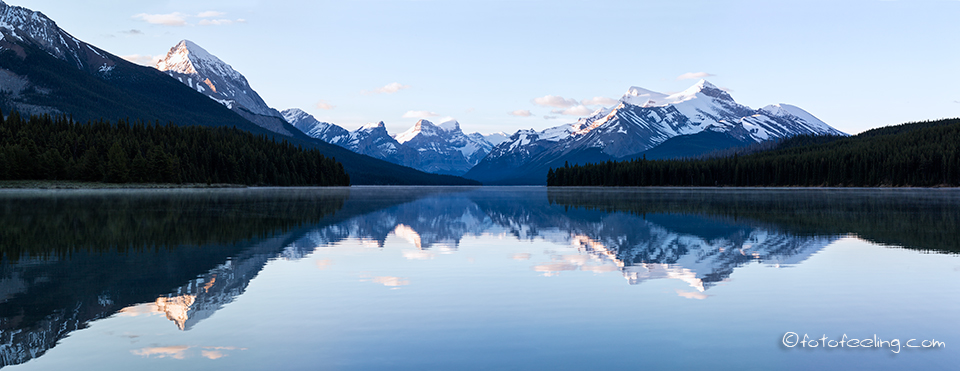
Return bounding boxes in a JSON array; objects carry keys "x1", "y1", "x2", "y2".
[
  {"x1": 548, "y1": 118, "x2": 960, "y2": 187},
  {"x1": 0, "y1": 1, "x2": 477, "y2": 185},
  {"x1": 466, "y1": 80, "x2": 845, "y2": 185}
]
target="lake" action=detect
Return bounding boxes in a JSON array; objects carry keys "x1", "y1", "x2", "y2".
[{"x1": 0, "y1": 186, "x2": 958, "y2": 370}]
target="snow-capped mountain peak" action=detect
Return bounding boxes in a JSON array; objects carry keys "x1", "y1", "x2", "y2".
[
  {"x1": 620, "y1": 79, "x2": 732, "y2": 108},
  {"x1": 281, "y1": 108, "x2": 311, "y2": 126},
  {"x1": 482, "y1": 132, "x2": 509, "y2": 146},
  {"x1": 0, "y1": 0, "x2": 115, "y2": 72},
  {"x1": 395, "y1": 119, "x2": 437, "y2": 144},
  {"x1": 667, "y1": 79, "x2": 733, "y2": 103},
  {"x1": 439, "y1": 119, "x2": 460, "y2": 132},
  {"x1": 621, "y1": 86, "x2": 669, "y2": 107},
  {"x1": 361, "y1": 121, "x2": 387, "y2": 131},
  {"x1": 466, "y1": 80, "x2": 846, "y2": 184},
  {"x1": 155, "y1": 39, "x2": 285, "y2": 126},
  {"x1": 760, "y1": 103, "x2": 834, "y2": 133},
  {"x1": 156, "y1": 40, "x2": 243, "y2": 82}
]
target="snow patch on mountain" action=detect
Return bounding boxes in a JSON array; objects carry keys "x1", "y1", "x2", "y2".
[
  {"x1": 156, "y1": 40, "x2": 282, "y2": 120},
  {"x1": 0, "y1": 0, "x2": 115, "y2": 72},
  {"x1": 286, "y1": 110, "x2": 498, "y2": 176},
  {"x1": 467, "y1": 79, "x2": 846, "y2": 184}
]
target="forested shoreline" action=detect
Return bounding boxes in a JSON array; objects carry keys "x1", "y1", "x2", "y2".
[
  {"x1": 0, "y1": 111, "x2": 350, "y2": 186},
  {"x1": 548, "y1": 118, "x2": 960, "y2": 187}
]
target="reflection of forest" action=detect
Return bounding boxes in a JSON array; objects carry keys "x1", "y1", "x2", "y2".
[
  {"x1": 1, "y1": 187, "x2": 956, "y2": 367},
  {"x1": 0, "y1": 186, "x2": 471, "y2": 367},
  {"x1": 0, "y1": 188, "x2": 349, "y2": 259},
  {"x1": 547, "y1": 188, "x2": 960, "y2": 254},
  {"x1": 0, "y1": 188, "x2": 350, "y2": 367}
]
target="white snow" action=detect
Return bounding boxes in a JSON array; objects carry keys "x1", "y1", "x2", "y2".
[
  {"x1": 621, "y1": 86, "x2": 669, "y2": 107},
  {"x1": 85, "y1": 44, "x2": 102, "y2": 57},
  {"x1": 482, "y1": 132, "x2": 508, "y2": 146},
  {"x1": 360, "y1": 121, "x2": 386, "y2": 131},
  {"x1": 395, "y1": 120, "x2": 435, "y2": 144},
  {"x1": 438, "y1": 119, "x2": 460, "y2": 132},
  {"x1": 481, "y1": 78, "x2": 844, "y2": 165},
  {"x1": 761, "y1": 103, "x2": 840, "y2": 134}
]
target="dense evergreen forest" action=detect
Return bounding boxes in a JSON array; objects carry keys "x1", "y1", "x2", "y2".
[
  {"x1": 0, "y1": 111, "x2": 350, "y2": 186},
  {"x1": 548, "y1": 118, "x2": 960, "y2": 187}
]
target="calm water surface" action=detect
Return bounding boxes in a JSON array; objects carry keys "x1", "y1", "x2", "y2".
[{"x1": 0, "y1": 186, "x2": 958, "y2": 370}]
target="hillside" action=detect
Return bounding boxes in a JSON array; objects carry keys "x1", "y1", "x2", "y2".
[
  {"x1": 549, "y1": 118, "x2": 960, "y2": 187},
  {"x1": 0, "y1": 113, "x2": 351, "y2": 186},
  {"x1": 0, "y1": 1, "x2": 476, "y2": 185}
]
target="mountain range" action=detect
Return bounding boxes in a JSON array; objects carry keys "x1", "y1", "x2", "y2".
[
  {"x1": 465, "y1": 80, "x2": 847, "y2": 184},
  {"x1": 280, "y1": 79, "x2": 843, "y2": 183},
  {"x1": 283, "y1": 109, "x2": 507, "y2": 176},
  {"x1": 0, "y1": 0, "x2": 476, "y2": 185},
  {"x1": 0, "y1": 0, "x2": 846, "y2": 185}
]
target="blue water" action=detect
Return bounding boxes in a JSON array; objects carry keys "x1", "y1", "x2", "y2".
[{"x1": 1, "y1": 187, "x2": 958, "y2": 370}]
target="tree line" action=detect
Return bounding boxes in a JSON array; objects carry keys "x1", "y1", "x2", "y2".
[
  {"x1": 548, "y1": 118, "x2": 960, "y2": 187},
  {"x1": 0, "y1": 111, "x2": 350, "y2": 186}
]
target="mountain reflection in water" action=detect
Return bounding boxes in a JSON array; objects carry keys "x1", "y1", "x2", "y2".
[{"x1": 1, "y1": 186, "x2": 958, "y2": 368}]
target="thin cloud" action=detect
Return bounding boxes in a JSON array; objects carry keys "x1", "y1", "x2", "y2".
[
  {"x1": 509, "y1": 110, "x2": 533, "y2": 117},
  {"x1": 315, "y1": 100, "x2": 335, "y2": 110},
  {"x1": 121, "y1": 29, "x2": 143, "y2": 35},
  {"x1": 533, "y1": 95, "x2": 578, "y2": 108},
  {"x1": 197, "y1": 11, "x2": 226, "y2": 18},
  {"x1": 581, "y1": 97, "x2": 618, "y2": 106},
  {"x1": 133, "y1": 11, "x2": 242, "y2": 26},
  {"x1": 402, "y1": 110, "x2": 439, "y2": 119},
  {"x1": 551, "y1": 105, "x2": 593, "y2": 116},
  {"x1": 199, "y1": 19, "x2": 236, "y2": 26},
  {"x1": 364, "y1": 82, "x2": 411, "y2": 95},
  {"x1": 133, "y1": 12, "x2": 188, "y2": 26},
  {"x1": 543, "y1": 115, "x2": 558, "y2": 120},
  {"x1": 121, "y1": 54, "x2": 161, "y2": 66},
  {"x1": 677, "y1": 72, "x2": 715, "y2": 80}
]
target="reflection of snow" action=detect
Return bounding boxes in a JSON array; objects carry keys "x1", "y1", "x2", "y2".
[
  {"x1": 371, "y1": 276, "x2": 409, "y2": 287},
  {"x1": 291, "y1": 191, "x2": 836, "y2": 293},
  {"x1": 403, "y1": 250, "x2": 436, "y2": 260},
  {"x1": 131, "y1": 345, "x2": 246, "y2": 360}
]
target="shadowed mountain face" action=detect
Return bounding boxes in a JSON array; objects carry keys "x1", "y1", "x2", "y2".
[
  {"x1": 0, "y1": 1, "x2": 479, "y2": 186},
  {"x1": 2, "y1": 187, "x2": 958, "y2": 367},
  {"x1": 0, "y1": 189, "x2": 349, "y2": 366}
]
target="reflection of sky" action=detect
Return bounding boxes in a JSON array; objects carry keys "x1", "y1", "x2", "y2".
[
  {"x1": 304, "y1": 208, "x2": 835, "y2": 292},
  {"x1": 16, "y1": 234, "x2": 960, "y2": 371},
  {"x1": 131, "y1": 345, "x2": 247, "y2": 360},
  {"x1": 9, "y1": 187, "x2": 960, "y2": 371}
]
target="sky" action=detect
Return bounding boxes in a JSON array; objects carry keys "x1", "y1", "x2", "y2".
[{"x1": 8, "y1": 0, "x2": 960, "y2": 136}]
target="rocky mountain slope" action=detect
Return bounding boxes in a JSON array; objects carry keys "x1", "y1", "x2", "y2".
[
  {"x1": 156, "y1": 40, "x2": 294, "y2": 136},
  {"x1": 465, "y1": 80, "x2": 845, "y2": 184},
  {"x1": 283, "y1": 109, "x2": 503, "y2": 176}
]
